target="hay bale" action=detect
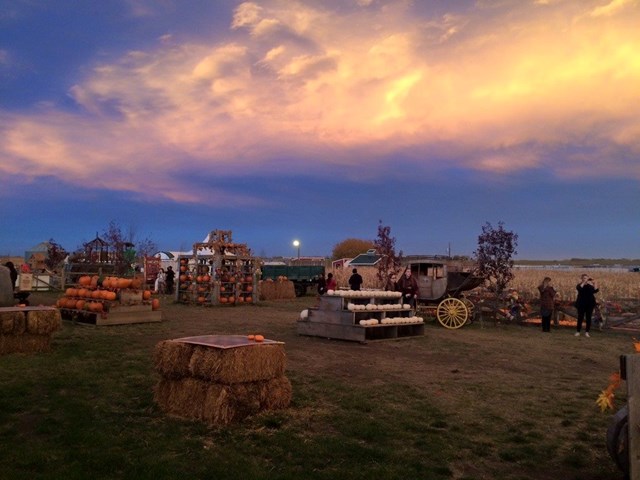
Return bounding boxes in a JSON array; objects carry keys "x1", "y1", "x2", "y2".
[
  {"x1": 153, "y1": 340, "x2": 195, "y2": 378},
  {"x1": 0, "y1": 311, "x2": 25, "y2": 334},
  {"x1": 26, "y1": 309, "x2": 62, "y2": 335},
  {"x1": 155, "y1": 375, "x2": 292, "y2": 425},
  {"x1": 0, "y1": 333, "x2": 50, "y2": 355},
  {"x1": 188, "y1": 343, "x2": 286, "y2": 384},
  {"x1": 259, "y1": 280, "x2": 296, "y2": 300}
]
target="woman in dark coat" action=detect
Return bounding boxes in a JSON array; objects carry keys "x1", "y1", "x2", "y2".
[
  {"x1": 575, "y1": 274, "x2": 599, "y2": 337},
  {"x1": 538, "y1": 277, "x2": 556, "y2": 333}
]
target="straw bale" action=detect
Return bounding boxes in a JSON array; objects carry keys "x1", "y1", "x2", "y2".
[
  {"x1": 153, "y1": 340, "x2": 195, "y2": 378},
  {"x1": 188, "y1": 343, "x2": 286, "y2": 384},
  {"x1": 0, "y1": 311, "x2": 25, "y2": 334},
  {"x1": 155, "y1": 377, "x2": 208, "y2": 419},
  {"x1": 259, "y1": 281, "x2": 295, "y2": 300},
  {"x1": 155, "y1": 375, "x2": 292, "y2": 425},
  {"x1": 0, "y1": 333, "x2": 50, "y2": 355},
  {"x1": 26, "y1": 309, "x2": 62, "y2": 335}
]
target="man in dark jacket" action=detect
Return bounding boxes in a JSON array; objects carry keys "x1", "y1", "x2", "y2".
[{"x1": 348, "y1": 268, "x2": 363, "y2": 291}]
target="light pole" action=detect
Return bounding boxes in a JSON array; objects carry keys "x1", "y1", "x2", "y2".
[{"x1": 292, "y1": 240, "x2": 300, "y2": 259}]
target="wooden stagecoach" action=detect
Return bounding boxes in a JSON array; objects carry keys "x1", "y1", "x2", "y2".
[{"x1": 403, "y1": 257, "x2": 484, "y2": 329}]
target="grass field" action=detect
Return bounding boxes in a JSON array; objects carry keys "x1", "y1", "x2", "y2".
[{"x1": 0, "y1": 291, "x2": 634, "y2": 480}]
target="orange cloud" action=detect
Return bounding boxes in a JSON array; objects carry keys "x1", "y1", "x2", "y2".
[{"x1": 1, "y1": 0, "x2": 639, "y2": 203}]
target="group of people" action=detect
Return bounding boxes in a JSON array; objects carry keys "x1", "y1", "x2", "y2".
[
  {"x1": 154, "y1": 266, "x2": 175, "y2": 295},
  {"x1": 538, "y1": 273, "x2": 599, "y2": 336}
]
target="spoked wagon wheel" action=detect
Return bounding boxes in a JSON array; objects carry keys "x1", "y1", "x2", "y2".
[
  {"x1": 436, "y1": 297, "x2": 469, "y2": 329},
  {"x1": 461, "y1": 298, "x2": 475, "y2": 324}
]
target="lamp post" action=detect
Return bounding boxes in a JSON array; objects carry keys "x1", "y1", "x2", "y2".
[{"x1": 292, "y1": 240, "x2": 300, "y2": 259}]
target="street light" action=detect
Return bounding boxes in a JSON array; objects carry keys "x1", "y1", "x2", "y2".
[{"x1": 292, "y1": 240, "x2": 300, "y2": 259}]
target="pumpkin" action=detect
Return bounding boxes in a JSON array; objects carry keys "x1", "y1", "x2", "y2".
[
  {"x1": 151, "y1": 298, "x2": 160, "y2": 310},
  {"x1": 65, "y1": 288, "x2": 77, "y2": 297},
  {"x1": 228, "y1": 296, "x2": 236, "y2": 304},
  {"x1": 179, "y1": 274, "x2": 187, "y2": 282},
  {"x1": 75, "y1": 300, "x2": 85, "y2": 310},
  {"x1": 130, "y1": 278, "x2": 142, "y2": 289},
  {"x1": 78, "y1": 275, "x2": 92, "y2": 286},
  {"x1": 219, "y1": 296, "x2": 228, "y2": 304},
  {"x1": 245, "y1": 285, "x2": 253, "y2": 293},
  {"x1": 142, "y1": 290, "x2": 152, "y2": 300},
  {"x1": 117, "y1": 278, "x2": 132, "y2": 289},
  {"x1": 202, "y1": 274, "x2": 211, "y2": 282},
  {"x1": 247, "y1": 334, "x2": 255, "y2": 340},
  {"x1": 104, "y1": 291, "x2": 117, "y2": 301},
  {"x1": 254, "y1": 334, "x2": 264, "y2": 342},
  {"x1": 244, "y1": 296, "x2": 252, "y2": 303},
  {"x1": 197, "y1": 296, "x2": 206, "y2": 303}
]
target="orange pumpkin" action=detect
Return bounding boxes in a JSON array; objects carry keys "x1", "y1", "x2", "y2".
[
  {"x1": 254, "y1": 334, "x2": 264, "y2": 342},
  {"x1": 142, "y1": 290, "x2": 151, "y2": 300},
  {"x1": 202, "y1": 274, "x2": 211, "y2": 282},
  {"x1": 247, "y1": 334, "x2": 255, "y2": 340},
  {"x1": 197, "y1": 296, "x2": 206, "y2": 303},
  {"x1": 219, "y1": 296, "x2": 228, "y2": 304},
  {"x1": 130, "y1": 278, "x2": 142, "y2": 290},
  {"x1": 244, "y1": 296, "x2": 252, "y2": 303},
  {"x1": 75, "y1": 300, "x2": 85, "y2": 310},
  {"x1": 151, "y1": 298, "x2": 160, "y2": 310},
  {"x1": 78, "y1": 275, "x2": 92, "y2": 286}
]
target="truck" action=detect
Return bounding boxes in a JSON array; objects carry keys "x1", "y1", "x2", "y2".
[{"x1": 260, "y1": 264, "x2": 325, "y2": 297}]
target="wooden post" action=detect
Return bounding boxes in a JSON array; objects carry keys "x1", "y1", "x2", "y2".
[{"x1": 627, "y1": 355, "x2": 640, "y2": 479}]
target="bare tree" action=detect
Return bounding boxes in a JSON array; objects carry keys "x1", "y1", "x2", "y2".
[
  {"x1": 373, "y1": 221, "x2": 403, "y2": 284},
  {"x1": 473, "y1": 221, "x2": 518, "y2": 296}
]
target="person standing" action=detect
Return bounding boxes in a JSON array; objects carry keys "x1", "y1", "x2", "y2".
[
  {"x1": 397, "y1": 267, "x2": 419, "y2": 313},
  {"x1": 384, "y1": 273, "x2": 398, "y2": 292},
  {"x1": 348, "y1": 268, "x2": 363, "y2": 291},
  {"x1": 538, "y1": 277, "x2": 556, "y2": 333},
  {"x1": 154, "y1": 268, "x2": 166, "y2": 294},
  {"x1": 575, "y1": 274, "x2": 599, "y2": 337},
  {"x1": 4, "y1": 262, "x2": 18, "y2": 291},
  {"x1": 165, "y1": 266, "x2": 175, "y2": 295},
  {"x1": 325, "y1": 272, "x2": 337, "y2": 291}
]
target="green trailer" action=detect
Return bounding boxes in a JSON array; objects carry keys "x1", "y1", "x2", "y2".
[{"x1": 260, "y1": 265, "x2": 325, "y2": 297}]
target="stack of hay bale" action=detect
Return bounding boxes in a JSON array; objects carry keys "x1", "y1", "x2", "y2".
[
  {"x1": 258, "y1": 279, "x2": 296, "y2": 300},
  {"x1": 154, "y1": 335, "x2": 292, "y2": 425},
  {"x1": 0, "y1": 307, "x2": 62, "y2": 355}
]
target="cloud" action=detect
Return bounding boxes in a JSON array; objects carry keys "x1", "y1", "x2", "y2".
[{"x1": 1, "y1": 0, "x2": 639, "y2": 206}]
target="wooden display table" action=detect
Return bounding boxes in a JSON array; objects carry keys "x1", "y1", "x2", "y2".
[{"x1": 298, "y1": 290, "x2": 425, "y2": 342}]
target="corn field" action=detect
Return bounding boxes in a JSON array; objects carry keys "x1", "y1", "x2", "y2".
[{"x1": 510, "y1": 268, "x2": 640, "y2": 303}]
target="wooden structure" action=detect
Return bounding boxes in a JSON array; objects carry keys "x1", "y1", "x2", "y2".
[
  {"x1": 175, "y1": 230, "x2": 258, "y2": 306},
  {"x1": 403, "y1": 257, "x2": 483, "y2": 329},
  {"x1": 57, "y1": 278, "x2": 161, "y2": 326},
  {"x1": 607, "y1": 354, "x2": 640, "y2": 479},
  {"x1": 298, "y1": 290, "x2": 424, "y2": 343}
]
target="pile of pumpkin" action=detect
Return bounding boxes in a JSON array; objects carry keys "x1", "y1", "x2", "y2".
[
  {"x1": 55, "y1": 275, "x2": 159, "y2": 314},
  {"x1": 219, "y1": 273, "x2": 254, "y2": 304}
]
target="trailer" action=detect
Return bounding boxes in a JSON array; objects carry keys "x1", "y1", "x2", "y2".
[{"x1": 260, "y1": 264, "x2": 325, "y2": 297}]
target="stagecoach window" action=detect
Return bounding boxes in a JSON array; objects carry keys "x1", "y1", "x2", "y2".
[{"x1": 435, "y1": 266, "x2": 444, "y2": 279}]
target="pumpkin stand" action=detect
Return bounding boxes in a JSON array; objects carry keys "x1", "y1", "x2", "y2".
[
  {"x1": 0, "y1": 306, "x2": 62, "y2": 355},
  {"x1": 56, "y1": 275, "x2": 161, "y2": 326},
  {"x1": 153, "y1": 335, "x2": 291, "y2": 425},
  {"x1": 176, "y1": 230, "x2": 259, "y2": 306}
]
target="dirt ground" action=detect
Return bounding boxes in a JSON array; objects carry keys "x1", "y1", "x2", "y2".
[{"x1": 29, "y1": 291, "x2": 633, "y2": 478}]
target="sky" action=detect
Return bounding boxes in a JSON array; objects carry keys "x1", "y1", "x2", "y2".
[{"x1": 0, "y1": 0, "x2": 639, "y2": 260}]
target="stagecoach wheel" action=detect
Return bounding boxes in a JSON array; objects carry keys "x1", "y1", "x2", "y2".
[
  {"x1": 436, "y1": 298, "x2": 469, "y2": 329},
  {"x1": 461, "y1": 298, "x2": 475, "y2": 324}
]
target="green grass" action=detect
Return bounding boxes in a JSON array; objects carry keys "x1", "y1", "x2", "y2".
[{"x1": 0, "y1": 293, "x2": 631, "y2": 479}]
